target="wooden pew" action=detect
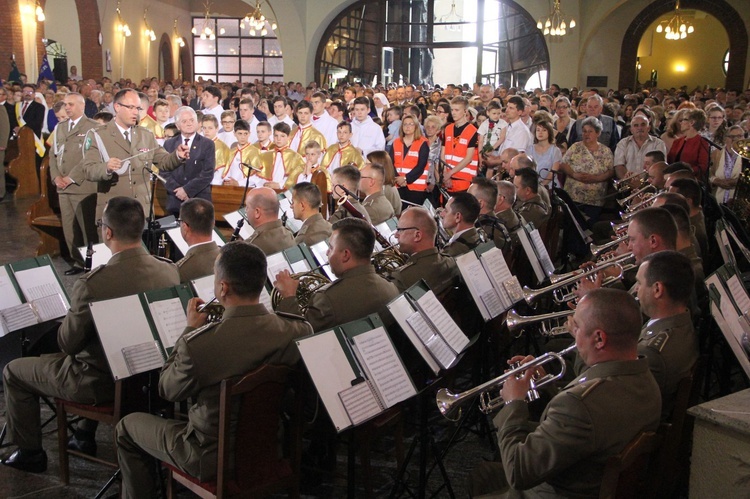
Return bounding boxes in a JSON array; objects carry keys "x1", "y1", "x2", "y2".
[
  {"x1": 27, "y1": 156, "x2": 67, "y2": 257},
  {"x1": 154, "y1": 183, "x2": 258, "y2": 223},
  {"x1": 8, "y1": 127, "x2": 40, "y2": 198}
]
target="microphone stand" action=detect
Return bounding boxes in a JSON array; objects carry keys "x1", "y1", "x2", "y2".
[
  {"x1": 144, "y1": 166, "x2": 161, "y2": 255},
  {"x1": 238, "y1": 161, "x2": 263, "y2": 211}
]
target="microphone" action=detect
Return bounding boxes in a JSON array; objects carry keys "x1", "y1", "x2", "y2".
[
  {"x1": 147, "y1": 165, "x2": 168, "y2": 184},
  {"x1": 240, "y1": 162, "x2": 263, "y2": 172}
]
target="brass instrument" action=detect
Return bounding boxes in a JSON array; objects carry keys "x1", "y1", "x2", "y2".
[
  {"x1": 270, "y1": 265, "x2": 332, "y2": 312},
  {"x1": 610, "y1": 220, "x2": 630, "y2": 234},
  {"x1": 523, "y1": 259, "x2": 627, "y2": 305},
  {"x1": 506, "y1": 309, "x2": 575, "y2": 337},
  {"x1": 436, "y1": 344, "x2": 577, "y2": 421},
  {"x1": 619, "y1": 195, "x2": 658, "y2": 220},
  {"x1": 617, "y1": 184, "x2": 657, "y2": 207},
  {"x1": 371, "y1": 245, "x2": 408, "y2": 275},
  {"x1": 84, "y1": 242, "x2": 94, "y2": 273},
  {"x1": 590, "y1": 235, "x2": 628, "y2": 257},
  {"x1": 730, "y1": 139, "x2": 750, "y2": 224},
  {"x1": 198, "y1": 297, "x2": 225, "y2": 323},
  {"x1": 613, "y1": 171, "x2": 648, "y2": 191},
  {"x1": 230, "y1": 219, "x2": 244, "y2": 242}
]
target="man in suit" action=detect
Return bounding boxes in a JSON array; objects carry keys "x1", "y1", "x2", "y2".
[
  {"x1": 14, "y1": 83, "x2": 44, "y2": 138},
  {"x1": 0, "y1": 86, "x2": 19, "y2": 133},
  {"x1": 469, "y1": 288, "x2": 661, "y2": 497},
  {"x1": 162, "y1": 106, "x2": 215, "y2": 216},
  {"x1": 243, "y1": 187, "x2": 295, "y2": 255},
  {"x1": 291, "y1": 181, "x2": 332, "y2": 247},
  {"x1": 176, "y1": 198, "x2": 221, "y2": 283},
  {"x1": 82, "y1": 88, "x2": 190, "y2": 220},
  {"x1": 2, "y1": 197, "x2": 180, "y2": 473},
  {"x1": 49, "y1": 93, "x2": 100, "y2": 274},
  {"x1": 116, "y1": 242, "x2": 312, "y2": 498},
  {"x1": 275, "y1": 218, "x2": 400, "y2": 332}
]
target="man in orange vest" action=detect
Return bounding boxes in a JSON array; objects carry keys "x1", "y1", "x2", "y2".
[{"x1": 441, "y1": 96, "x2": 478, "y2": 194}]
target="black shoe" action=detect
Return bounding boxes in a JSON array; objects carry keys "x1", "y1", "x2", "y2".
[
  {"x1": 68, "y1": 433, "x2": 97, "y2": 457},
  {"x1": 1, "y1": 448, "x2": 48, "y2": 473},
  {"x1": 64, "y1": 267, "x2": 85, "y2": 275}
]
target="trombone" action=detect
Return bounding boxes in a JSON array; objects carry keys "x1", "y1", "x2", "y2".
[
  {"x1": 436, "y1": 344, "x2": 577, "y2": 421},
  {"x1": 506, "y1": 309, "x2": 574, "y2": 337}
]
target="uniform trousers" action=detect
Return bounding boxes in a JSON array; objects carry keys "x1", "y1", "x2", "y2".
[{"x1": 58, "y1": 192, "x2": 98, "y2": 264}]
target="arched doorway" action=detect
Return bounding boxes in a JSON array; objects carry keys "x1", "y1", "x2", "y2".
[
  {"x1": 620, "y1": 0, "x2": 747, "y2": 90},
  {"x1": 178, "y1": 44, "x2": 192, "y2": 82},
  {"x1": 159, "y1": 34, "x2": 174, "y2": 82}
]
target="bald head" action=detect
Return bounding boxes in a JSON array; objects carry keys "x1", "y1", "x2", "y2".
[
  {"x1": 395, "y1": 207, "x2": 437, "y2": 254},
  {"x1": 63, "y1": 92, "x2": 86, "y2": 121},
  {"x1": 245, "y1": 187, "x2": 280, "y2": 228},
  {"x1": 648, "y1": 161, "x2": 668, "y2": 189}
]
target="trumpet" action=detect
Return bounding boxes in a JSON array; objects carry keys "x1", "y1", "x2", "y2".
[
  {"x1": 617, "y1": 184, "x2": 657, "y2": 207},
  {"x1": 590, "y1": 235, "x2": 628, "y2": 257},
  {"x1": 270, "y1": 265, "x2": 332, "y2": 313},
  {"x1": 619, "y1": 194, "x2": 658, "y2": 219},
  {"x1": 436, "y1": 344, "x2": 577, "y2": 421},
  {"x1": 506, "y1": 309, "x2": 574, "y2": 337},
  {"x1": 613, "y1": 171, "x2": 648, "y2": 191},
  {"x1": 610, "y1": 220, "x2": 630, "y2": 233},
  {"x1": 197, "y1": 297, "x2": 225, "y2": 323},
  {"x1": 523, "y1": 260, "x2": 625, "y2": 305}
]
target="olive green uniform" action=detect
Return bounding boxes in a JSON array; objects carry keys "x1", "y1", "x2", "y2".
[
  {"x1": 477, "y1": 213, "x2": 510, "y2": 250},
  {"x1": 176, "y1": 241, "x2": 221, "y2": 283},
  {"x1": 115, "y1": 304, "x2": 312, "y2": 498},
  {"x1": 2, "y1": 247, "x2": 179, "y2": 450},
  {"x1": 245, "y1": 220, "x2": 295, "y2": 255},
  {"x1": 443, "y1": 227, "x2": 482, "y2": 258},
  {"x1": 362, "y1": 191, "x2": 395, "y2": 225},
  {"x1": 294, "y1": 213, "x2": 332, "y2": 247},
  {"x1": 388, "y1": 247, "x2": 459, "y2": 295},
  {"x1": 328, "y1": 197, "x2": 371, "y2": 224},
  {"x1": 515, "y1": 193, "x2": 550, "y2": 231}
]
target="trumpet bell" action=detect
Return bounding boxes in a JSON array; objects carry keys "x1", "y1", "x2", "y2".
[{"x1": 732, "y1": 139, "x2": 750, "y2": 160}]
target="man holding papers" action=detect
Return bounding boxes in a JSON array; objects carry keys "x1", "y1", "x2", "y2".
[
  {"x1": 2, "y1": 197, "x2": 179, "y2": 473},
  {"x1": 176, "y1": 199, "x2": 221, "y2": 283},
  {"x1": 275, "y1": 218, "x2": 399, "y2": 331},
  {"x1": 115, "y1": 242, "x2": 312, "y2": 498},
  {"x1": 388, "y1": 207, "x2": 459, "y2": 294}
]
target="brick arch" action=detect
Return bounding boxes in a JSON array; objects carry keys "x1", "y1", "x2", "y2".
[
  {"x1": 74, "y1": 0, "x2": 102, "y2": 79},
  {"x1": 619, "y1": 0, "x2": 747, "y2": 90},
  {"x1": 159, "y1": 34, "x2": 174, "y2": 82}
]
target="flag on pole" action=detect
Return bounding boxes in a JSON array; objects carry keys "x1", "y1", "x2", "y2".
[
  {"x1": 38, "y1": 54, "x2": 57, "y2": 91},
  {"x1": 8, "y1": 56, "x2": 21, "y2": 83}
]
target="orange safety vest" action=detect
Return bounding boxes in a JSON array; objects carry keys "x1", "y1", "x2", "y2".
[
  {"x1": 393, "y1": 137, "x2": 429, "y2": 191},
  {"x1": 444, "y1": 122, "x2": 479, "y2": 183}
]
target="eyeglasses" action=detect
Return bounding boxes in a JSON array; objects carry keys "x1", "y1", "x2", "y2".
[
  {"x1": 394, "y1": 226, "x2": 419, "y2": 233},
  {"x1": 117, "y1": 103, "x2": 144, "y2": 112},
  {"x1": 95, "y1": 219, "x2": 111, "y2": 233}
]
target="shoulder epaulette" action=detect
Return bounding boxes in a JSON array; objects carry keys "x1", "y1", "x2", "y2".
[
  {"x1": 184, "y1": 321, "x2": 219, "y2": 342},
  {"x1": 568, "y1": 378, "x2": 605, "y2": 400},
  {"x1": 176, "y1": 253, "x2": 192, "y2": 267},
  {"x1": 153, "y1": 255, "x2": 175, "y2": 264},
  {"x1": 645, "y1": 331, "x2": 670, "y2": 352},
  {"x1": 80, "y1": 265, "x2": 106, "y2": 280}
]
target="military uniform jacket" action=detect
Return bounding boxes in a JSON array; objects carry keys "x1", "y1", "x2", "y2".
[
  {"x1": 83, "y1": 120, "x2": 183, "y2": 214},
  {"x1": 477, "y1": 213, "x2": 510, "y2": 250},
  {"x1": 158, "y1": 304, "x2": 312, "y2": 480},
  {"x1": 516, "y1": 194, "x2": 550, "y2": 231},
  {"x1": 638, "y1": 311, "x2": 698, "y2": 420},
  {"x1": 362, "y1": 191, "x2": 395, "y2": 225},
  {"x1": 494, "y1": 358, "x2": 661, "y2": 498},
  {"x1": 49, "y1": 117, "x2": 100, "y2": 195},
  {"x1": 388, "y1": 247, "x2": 458, "y2": 295},
  {"x1": 177, "y1": 241, "x2": 221, "y2": 283},
  {"x1": 245, "y1": 219, "x2": 295, "y2": 255},
  {"x1": 57, "y1": 246, "x2": 179, "y2": 402},
  {"x1": 690, "y1": 212, "x2": 708, "y2": 259},
  {"x1": 294, "y1": 213, "x2": 332, "y2": 247},
  {"x1": 277, "y1": 264, "x2": 400, "y2": 332},
  {"x1": 329, "y1": 197, "x2": 372, "y2": 224},
  {"x1": 496, "y1": 208, "x2": 522, "y2": 232},
  {"x1": 444, "y1": 227, "x2": 482, "y2": 257}
]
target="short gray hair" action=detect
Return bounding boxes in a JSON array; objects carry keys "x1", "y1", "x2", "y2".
[
  {"x1": 497, "y1": 180, "x2": 516, "y2": 205},
  {"x1": 174, "y1": 106, "x2": 197, "y2": 124},
  {"x1": 581, "y1": 116, "x2": 603, "y2": 133}
]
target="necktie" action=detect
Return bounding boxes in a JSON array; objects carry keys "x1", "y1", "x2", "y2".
[
  {"x1": 124, "y1": 130, "x2": 130, "y2": 144},
  {"x1": 184, "y1": 137, "x2": 189, "y2": 147},
  {"x1": 22, "y1": 102, "x2": 28, "y2": 115},
  {"x1": 68, "y1": 121, "x2": 73, "y2": 132}
]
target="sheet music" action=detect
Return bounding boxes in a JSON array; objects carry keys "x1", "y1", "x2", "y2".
[
  {"x1": 167, "y1": 227, "x2": 225, "y2": 256},
  {"x1": 266, "y1": 252, "x2": 292, "y2": 283},
  {"x1": 405, "y1": 310, "x2": 456, "y2": 368},
  {"x1": 480, "y1": 247, "x2": 515, "y2": 308},
  {"x1": 90, "y1": 295, "x2": 158, "y2": 380},
  {"x1": 415, "y1": 290, "x2": 469, "y2": 354},
  {"x1": 339, "y1": 382, "x2": 382, "y2": 426},
  {"x1": 530, "y1": 229, "x2": 555, "y2": 276},
  {"x1": 0, "y1": 303, "x2": 38, "y2": 333},
  {"x1": 456, "y1": 252, "x2": 499, "y2": 320},
  {"x1": 14, "y1": 266, "x2": 70, "y2": 309},
  {"x1": 387, "y1": 295, "x2": 440, "y2": 374},
  {"x1": 0, "y1": 266, "x2": 22, "y2": 310},
  {"x1": 223, "y1": 210, "x2": 255, "y2": 239},
  {"x1": 375, "y1": 221, "x2": 394, "y2": 244},
  {"x1": 406, "y1": 311, "x2": 435, "y2": 344},
  {"x1": 148, "y1": 298, "x2": 187, "y2": 349},
  {"x1": 77, "y1": 243, "x2": 112, "y2": 269},
  {"x1": 425, "y1": 334, "x2": 457, "y2": 368},
  {"x1": 33, "y1": 294, "x2": 68, "y2": 322},
  {"x1": 351, "y1": 327, "x2": 416, "y2": 408},
  {"x1": 297, "y1": 330, "x2": 359, "y2": 432},
  {"x1": 516, "y1": 228, "x2": 545, "y2": 283},
  {"x1": 259, "y1": 287, "x2": 273, "y2": 310},
  {"x1": 191, "y1": 275, "x2": 215, "y2": 301},
  {"x1": 726, "y1": 275, "x2": 750, "y2": 316},
  {"x1": 290, "y1": 259, "x2": 311, "y2": 274},
  {"x1": 311, "y1": 241, "x2": 337, "y2": 281},
  {"x1": 122, "y1": 342, "x2": 164, "y2": 375}
]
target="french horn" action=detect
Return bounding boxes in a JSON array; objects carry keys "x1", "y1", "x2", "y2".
[{"x1": 270, "y1": 268, "x2": 331, "y2": 313}]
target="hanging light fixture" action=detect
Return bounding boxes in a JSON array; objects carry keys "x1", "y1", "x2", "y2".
[
  {"x1": 240, "y1": 0, "x2": 277, "y2": 37},
  {"x1": 655, "y1": 0, "x2": 694, "y2": 41},
  {"x1": 143, "y1": 9, "x2": 156, "y2": 42},
  {"x1": 191, "y1": 1, "x2": 225, "y2": 41},
  {"x1": 536, "y1": 0, "x2": 575, "y2": 37},
  {"x1": 22, "y1": 1, "x2": 45, "y2": 22},
  {"x1": 116, "y1": 1, "x2": 131, "y2": 37},
  {"x1": 436, "y1": 1, "x2": 464, "y2": 32},
  {"x1": 173, "y1": 20, "x2": 185, "y2": 48}
]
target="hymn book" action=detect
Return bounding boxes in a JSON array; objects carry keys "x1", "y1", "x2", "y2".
[
  {"x1": 296, "y1": 314, "x2": 417, "y2": 432},
  {"x1": 90, "y1": 284, "x2": 193, "y2": 380}
]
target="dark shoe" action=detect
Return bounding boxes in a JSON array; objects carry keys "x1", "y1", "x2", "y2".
[
  {"x1": 68, "y1": 433, "x2": 97, "y2": 457},
  {"x1": 1, "y1": 448, "x2": 48, "y2": 473},
  {"x1": 64, "y1": 266, "x2": 85, "y2": 275}
]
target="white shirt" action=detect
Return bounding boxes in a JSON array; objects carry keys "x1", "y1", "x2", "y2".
[
  {"x1": 217, "y1": 130, "x2": 236, "y2": 149},
  {"x1": 500, "y1": 120, "x2": 533, "y2": 154},
  {"x1": 448, "y1": 227, "x2": 472, "y2": 245},
  {"x1": 268, "y1": 115, "x2": 295, "y2": 128},
  {"x1": 351, "y1": 116, "x2": 385, "y2": 157},
  {"x1": 613, "y1": 135, "x2": 667, "y2": 174},
  {"x1": 202, "y1": 104, "x2": 224, "y2": 122},
  {"x1": 312, "y1": 112, "x2": 339, "y2": 147},
  {"x1": 180, "y1": 133, "x2": 196, "y2": 150}
]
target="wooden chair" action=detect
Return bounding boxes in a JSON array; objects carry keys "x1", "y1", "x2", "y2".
[
  {"x1": 599, "y1": 430, "x2": 661, "y2": 499},
  {"x1": 164, "y1": 364, "x2": 302, "y2": 499},
  {"x1": 8, "y1": 126, "x2": 40, "y2": 198}
]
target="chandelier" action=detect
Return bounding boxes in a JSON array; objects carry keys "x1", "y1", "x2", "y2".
[
  {"x1": 143, "y1": 9, "x2": 156, "y2": 42},
  {"x1": 536, "y1": 0, "x2": 575, "y2": 37},
  {"x1": 437, "y1": 1, "x2": 463, "y2": 32},
  {"x1": 173, "y1": 20, "x2": 185, "y2": 48},
  {"x1": 192, "y1": 1, "x2": 225, "y2": 40},
  {"x1": 240, "y1": 0, "x2": 277, "y2": 37},
  {"x1": 655, "y1": 0, "x2": 694, "y2": 40},
  {"x1": 116, "y1": 1, "x2": 131, "y2": 37}
]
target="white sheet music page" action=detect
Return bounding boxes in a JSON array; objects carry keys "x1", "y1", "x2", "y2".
[
  {"x1": 290, "y1": 259, "x2": 311, "y2": 274},
  {"x1": 480, "y1": 247, "x2": 515, "y2": 308},
  {"x1": 223, "y1": 211, "x2": 255, "y2": 239},
  {"x1": 456, "y1": 252, "x2": 498, "y2": 320},
  {"x1": 122, "y1": 342, "x2": 164, "y2": 375},
  {"x1": 77, "y1": 243, "x2": 112, "y2": 269},
  {"x1": 148, "y1": 298, "x2": 188, "y2": 349},
  {"x1": 404, "y1": 310, "x2": 455, "y2": 368},
  {"x1": 0, "y1": 303, "x2": 38, "y2": 334},
  {"x1": 90, "y1": 295, "x2": 158, "y2": 380},
  {"x1": 387, "y1": 295, "x2": 440, "y2": 374},
  {"x1": 415, "y1": 290, "x2": 470, "y2": 354},
  {"x1": 516, "y1": 228, "x2": 545, "y2": 283},
  {"x1": 191, "y1": 275, "x2": 215, "y2": 301},
  {"x1": 0, "y1": 266, "x2": 22, "y2": 310},
  {"x1": 529, "y1": 229, "x2": 555, "y2": 276},
  {"x1": 33, "y1": 294, "x2": 68, "y2": 322},
  {"x1": 259, "y1": 287, "x2": 273, "y2": 310},
  {"x1": 338, "y1": 381, "x2": 382, "y2": 426},
  {"x1": 14, "y1": 266, "x2": 70, "y2": 309},
  {"x1": 297, "y1": 330, "x2": 358, "y2": 432},
  {"x1": 310, "y1": 241, "x2": 337, "y2": 281},
  {"x1": 351, "y1": 327, "x2": 416, "y2": 408},
  {"x1": 726, "y1": 275, "x2": 750, "y2": 316},
  {"x1": 266, "y1": 252, "x2": 292, "y2": 283}
]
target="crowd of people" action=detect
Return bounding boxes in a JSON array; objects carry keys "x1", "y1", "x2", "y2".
[{"x1": 1, "y1": 71, "x2": 748, "y2": 497}]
